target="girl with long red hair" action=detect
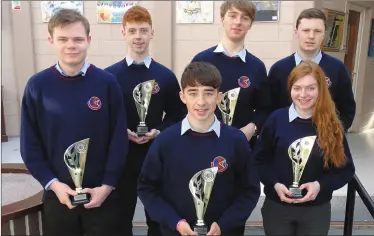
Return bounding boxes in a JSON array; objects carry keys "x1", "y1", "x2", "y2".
[{"x1": 254, "y1": 61, "x2": 355, "y2": 236}]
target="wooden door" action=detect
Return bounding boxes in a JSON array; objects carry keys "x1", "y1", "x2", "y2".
[{"x1": 344, "y1": 10, "x2": 360, "y2": 83}]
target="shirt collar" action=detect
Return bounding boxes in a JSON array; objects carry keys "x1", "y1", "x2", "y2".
[
  {"x1": 181, "y1": 115, "x2": 221, "y2": 137},
  {"x1": 55, "y1": 61, "x2": 90, "y2": 77},
  {"x1": 126, "y1": 55, "x2": 152, "y2": 68},
  {"x1": 213, "y1": 43, "x2": 246, "y2": 62},
  {"x1": 289, "y1": 103, "x2": 312, "y2": 122},
  {"x1": 294, "y1": 50, "x2": 322, "y2": 65}
]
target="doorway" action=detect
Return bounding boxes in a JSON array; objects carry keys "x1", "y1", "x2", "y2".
[{"x1": 344, "y1": 9, "x2": 361, "y2": 85}]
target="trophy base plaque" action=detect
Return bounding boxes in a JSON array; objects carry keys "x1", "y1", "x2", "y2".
[
  {"x1": 70, "y1": 193, "x2": 91, "y2": 206},
  {"x1": 136, "y1": 125, "x2": 149, "y2": 137},
  {"x1": 289, "y1": 186, "x2": 303, "y2": 199},
  {"x1": 193, "y1": 225, "x2": 208, "y2": 235}
]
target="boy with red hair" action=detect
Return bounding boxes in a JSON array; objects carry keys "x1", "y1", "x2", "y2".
[{"x1": 105, "y1": 5, "x2": 186, "y2": 236}]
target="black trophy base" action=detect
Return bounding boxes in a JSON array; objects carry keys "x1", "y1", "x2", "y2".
[
  {"x1": 289, "y1": 186, "x2": 303, "y2": 199},
  {"x1": 70, "y1": 193, "x2": 91, "y2": 206},
  {"x1": 136, "y1": 125, "x2": 149, "y2": 137},
  {"x1": 193, "y1": 225, "x2": 208, "y2": 235}
]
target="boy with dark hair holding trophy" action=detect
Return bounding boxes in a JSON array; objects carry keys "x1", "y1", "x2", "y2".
[
  {"x1": 138, "y1": 61, "x2": 261, "y2": 236},
  {"x1": 20, "y1": 9, "x2": 128, "y2": 236},
  {"x1": 104, "y1": 5, "x2": 186, "y2": 236}
]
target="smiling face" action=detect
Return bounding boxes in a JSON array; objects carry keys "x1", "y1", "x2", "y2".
[
  {"x1": 222, "y1": 7, "x2": 252, "y2": 42},
  {"x1": 295, "y1": 18, "x2": 325, "y2": 53},
  {"x1": 48, "y1": 22, "x2": 91, "y2": 67},
  {"x1": 291, "y1": 74, "x2": 319, "y2": 113},
  {"x1": 122, "y1": 21, "x2": 153, "y2": 56},
  {"x1": 180, "y1": 85, "x2": 222, "y2": 124}
]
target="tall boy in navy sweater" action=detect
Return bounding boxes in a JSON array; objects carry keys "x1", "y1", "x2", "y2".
[
  {"x1": 105, "y1": 6, "x2": 186, "y2": 236},
  {"x1": 138, "y1": 61, "x2": 260, "y2": 236},
  {"x1": 191, "y1": 0, "x2": 272, "y2": 148},
  {"x1": 268, "y1": 8, "x2": 356, "y2": 131},
  {"x1": 20, "y1": 9, "x2": 128, "y2": 236}
]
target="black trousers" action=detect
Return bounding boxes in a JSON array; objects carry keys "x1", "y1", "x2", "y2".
[
  {"x1": 117, "y1": 155, "x2": 161, "y2": 236},
  {"x1": 261, "y1": 197, "x2": 331, "y2": 236},
  {"x1": 42, "y1": 192, "x2": 122, "y2": 236}
]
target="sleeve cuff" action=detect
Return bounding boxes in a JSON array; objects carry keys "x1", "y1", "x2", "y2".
[{"x1": 45, "y1": 178, "x2": 58, "y2": 190}]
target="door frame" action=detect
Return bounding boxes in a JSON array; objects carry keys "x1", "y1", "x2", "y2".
[{"x1": 345, "y1": 3, "x2": 366, "y2": 97}]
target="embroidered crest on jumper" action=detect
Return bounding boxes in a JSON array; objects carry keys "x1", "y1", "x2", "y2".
[
  {"x1": 326, "y1": 77, "x2": 332, "y2": 88},
  {"x1": 152, "y1": 81, "x2": 160, "y2": 94},
  {"x1": 211, "y1": 156, "x2": 228, "y2": 173},
  {"x1": 238, "y1": 76, "x2": 251, "y2": 88},
  {"x1": 87, "y1": 96, "x2": 102, "y2": 110}
]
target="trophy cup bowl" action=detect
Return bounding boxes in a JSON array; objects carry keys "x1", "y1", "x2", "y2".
[
  {"x1": 218, "y1": 87, "x2": 240, "y2": 126},
  {"x1": 133, "y1": 80, "x2": 155, "y2": 137},
  {"x1": 189, "y1": 167, "x2": 218, "y2": 234},
  {"x1": 64, "y1": 138, "x2": 91, "y2": 206},
  {"x1": 288, "y1": 136, "x2": 316, "y2": 199}
]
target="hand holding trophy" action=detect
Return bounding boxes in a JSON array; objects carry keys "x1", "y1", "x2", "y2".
[
  {"x1": 288, "y1": 136, "x2": 316, "y2": 198},
  {"x1": 218, "y1": 87, "x2": 240, "y2": 126},
  {"x1": 133, "y1": 80, "x2": 155, "y2": 137},
  {"x1": 64, "y1": 138, "x2": 91, "y2": 206},
  {"x1": 189, "y1": 167, "x2": 218, "y2": 235}
]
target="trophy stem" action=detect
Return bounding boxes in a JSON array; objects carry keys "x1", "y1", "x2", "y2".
[
  {"x1": 139, "y1": 121, "x2": 146, "y2": 126},
  {"x1": 76, "y1": 187, "x2": 83, "y2": 194},
  {"x1": 291, "y1": 182, "x2": 299, "y2": 188},
  {"x1": 196, "y1": 220, "x2": 205, "y2": 226}
]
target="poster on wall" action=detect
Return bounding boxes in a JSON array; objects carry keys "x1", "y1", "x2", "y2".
[
  {"x1": 368, "y1": 19, "x2": 374, "y2": 57},
  {"x1": 41, "y1": 1, "x2": 83, "y2": 23},
  {"x1": 249, "y1": 1, "x2": 279, "y2": 22},
  {"x1": 11, "y1": 1, "x2": 21, "y2": 10},
  {"x1": 176, "y1": 1, "x2": 214, "y2": 24},
  {"x1": 97, "y1": 1, "x2": 138, "y2": 23}
]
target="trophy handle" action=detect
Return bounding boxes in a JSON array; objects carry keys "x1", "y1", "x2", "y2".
[
  {"x1": 63, "y1": 138, "x2": 90, "y2": 190},
  {"x1": 218, "y1": 87, "x2": 240, "y2": 126},
  {"x1": 132, "y1": 80, "x2": 155, "y2": 124},
  {"x1": 188, "y1": 167, "x2": 218, "y2": 221},
  {"x1": 288, "y1": 136, "x2": 316, "y2": 186}
]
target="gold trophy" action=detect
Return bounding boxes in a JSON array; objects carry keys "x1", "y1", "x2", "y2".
[
  {"x1": 133, "y1": 80, "x2": 155, "y2": 136},
  {"x1": 288, "y1": 136, "x2": 316, "y2": 198},
  {"x1": 64, "y1": 138, "x2": 91, "y2": 205},
  {"x1": 218, "y1": 87, "x2": 240, "y2": 126},
  {"x1": 189, "y1": 167, "x2": 218, "y2": 234}
]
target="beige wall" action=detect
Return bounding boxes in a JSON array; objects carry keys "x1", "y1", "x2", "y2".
[{"x1": 1, "y1": 1, "x2": 373, "y2": 136}]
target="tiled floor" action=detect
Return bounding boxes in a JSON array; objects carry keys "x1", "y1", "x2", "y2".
[{"x1": 2, "y1": 130, "x2": 374, "y2": 225}]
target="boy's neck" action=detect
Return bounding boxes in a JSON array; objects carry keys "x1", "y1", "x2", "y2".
[
  {"x1": 187, "y1": 114, "x2": 215, "y2": 133},
  {"x1": 127, "y1": 50, "x2": 149, "y2": 63},
  {"x1": 296, "y1": 48, "x2": 320, "y2": 62},
  {"x1": 221, "y1": 36, "x2": 245, "y2": 56},
  {"x1": 58, "y1": 61, "x2": 84, "y2": 77}
]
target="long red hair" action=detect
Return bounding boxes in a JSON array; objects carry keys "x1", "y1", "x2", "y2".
[{"x1": 287, "y1": 61, "x2": 346, "y2": 168}]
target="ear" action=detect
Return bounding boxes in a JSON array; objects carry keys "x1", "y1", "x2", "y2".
[
  {"x1": 150, "y1": 29, "x2": 154, "y2": 39},
  {"x1": 294, "y1": 28, "x2": 299, "y2": 39},
  {"x1": 87, "y1": 35, "x2": 92, "y2": 44},
  {"x1": 216, "y1": 91, "x2": 223, "y2": 104},
  {"x1": 179, "y1": 91, "x2": 187, "y2": 104},
  {"x1": 121, "y1": 27, "x2": 126, "y2": 37},
  {"x1": 48, "y1": 35, "x2": 54, "y2": 45}
]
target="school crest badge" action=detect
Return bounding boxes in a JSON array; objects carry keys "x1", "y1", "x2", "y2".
[
  {"x1": 211, "y1": 156, "x2": 228, "y2": 173},
  {"x1": 238, "y1": 76, "x2": 251, "y2": 88},
  {"x1": 152, "y1": 81, "x2": 160, "y2": 94},
  {"x1": 87, "y1": 96, "x2": 102, "y2": 111},
  {"x1": 326, "y1": 77, "x2": 332, "y2": 88}
]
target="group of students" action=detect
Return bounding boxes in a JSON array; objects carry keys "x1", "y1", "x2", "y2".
[{"x1": 20, "y1": 1, "x2": 356, "y2": 236}]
